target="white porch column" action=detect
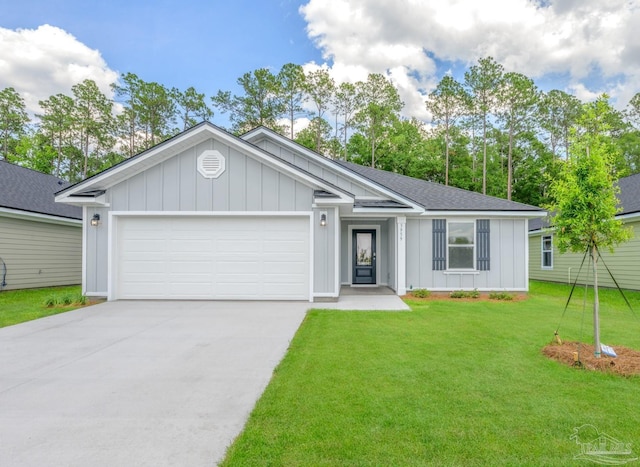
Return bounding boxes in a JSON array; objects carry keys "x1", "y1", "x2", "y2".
[{"x1": 396, "y1": 216, "x2": 407, "y2": 295}]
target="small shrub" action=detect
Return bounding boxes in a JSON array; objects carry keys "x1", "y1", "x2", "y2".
[
  {"x1": 489, "y1": 292, "x2": 514, "y2": 301},
  {"x1": 450, "y1": 289, "x2": 480, "y2": 299},
  {"x1": 44, "y1": 293, "x2": 88, "y2": 308},
  {"x1": 411, "y1": 289, "x2": 431, "y2": 298}
]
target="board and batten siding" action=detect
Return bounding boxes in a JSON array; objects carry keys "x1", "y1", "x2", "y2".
[
  {"x1": 0, "y1": 216, "x2": 81, "y2": 290},
  {"x1": 108, "y1": 139, "x2": 314, "y2": 212},
  {"x1": 84, "y1": 137, "x2": 326, "y2": 296},
  {"x1": 254, "y1": 138, "x2": 381, "y2": 198},
  {"x1": 406, "y1": 218, "x2": 528, "y2": 291},
  {"x1": 529, "y1": 219, "x2": 640, "y2": 290},
  {"x1": 313, "y1": 208, "x2": 337, "y2": 295}
]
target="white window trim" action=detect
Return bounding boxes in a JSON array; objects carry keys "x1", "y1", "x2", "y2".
[
  {"x1": 446, "y1": 220, "x2": 476, "y2": 271},
  {"x1": 541, "y1": 234, "x2": 553, "y2": 270}
]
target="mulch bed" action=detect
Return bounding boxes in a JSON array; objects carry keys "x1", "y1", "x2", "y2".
[
  {"x1": 402, "y1": 292, "x2": 528, "y2": 302},
  {"x1": 543, "y1": 341, "x2": 640, "y2": 377}
]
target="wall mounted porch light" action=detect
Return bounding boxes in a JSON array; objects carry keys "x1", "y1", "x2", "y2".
[
  {"x1": 320, "y1": 211, "x2": 327, "y2": 227},
  {"x1": 90, "y1": 213, "x2": 101, "y2": 227}
]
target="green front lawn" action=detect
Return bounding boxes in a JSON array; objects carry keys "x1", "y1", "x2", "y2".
[
  {"x1": 0, "y1": 285, "x2": 85, "y2": 328},
  {"x1": 221, "y1": 281, "x2": 640, "y2": 466}
]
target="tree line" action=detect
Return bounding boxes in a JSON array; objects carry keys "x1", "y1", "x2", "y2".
[{"x1": 1, "y1": 57, "x2": 640, "y2": 207}]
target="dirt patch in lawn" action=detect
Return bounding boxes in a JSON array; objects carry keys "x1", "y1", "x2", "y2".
[{"x1": 543, "y1": 341, "x2": 640, "y2": 377}]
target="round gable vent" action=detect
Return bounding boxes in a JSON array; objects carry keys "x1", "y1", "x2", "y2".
[{"x1": 197, "y1": 150, "x2": 226, "y2": 179}]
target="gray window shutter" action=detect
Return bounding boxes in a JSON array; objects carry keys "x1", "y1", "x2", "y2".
[
  {"x1": 476, "y1": 219, "x2": 490, "y2": 271},
  {"x1": 432, "y1": 219, "x2": 446, "y2": 270}
]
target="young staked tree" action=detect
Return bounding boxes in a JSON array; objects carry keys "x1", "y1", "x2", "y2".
[
  {"x1": 425, "y1": 75, "x2": 469, "y2": 186},
  {"x1": 0, "y1": 87, "x2": 29, "y2": 160},
  {"x1": 547, "y1": 96, "x2": 632, "y2": 358}
]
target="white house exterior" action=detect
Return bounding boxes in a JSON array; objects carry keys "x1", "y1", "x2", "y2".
[{"x1": 55, "y1": 123, "x2": 544, "y2": 301}]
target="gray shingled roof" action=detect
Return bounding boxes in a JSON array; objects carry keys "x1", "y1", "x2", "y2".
[
  {"x1": 334, "y1": 160, "x2": 544, "y2": 212},
  {"x1": 0, "y1": 160, "x2": 82, "y2": 220},
  {"x1": 528, "y1": 171, "x2": 640, "y2": 231}
]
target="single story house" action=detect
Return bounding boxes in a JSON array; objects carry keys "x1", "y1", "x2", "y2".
[
  {"x1": 529, "y1": 172, "x2": 640, "y2": 290},
  {"x1": 55, "y1": 123, "x2": 545, "y2": 301},
  {"x1": 0, "y1": 160, "x2": 82, "y2": 291}
]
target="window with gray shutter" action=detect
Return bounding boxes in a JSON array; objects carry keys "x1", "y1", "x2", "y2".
[
  {"x1": 476, "y1": 219, "x2": 490, "y2": 271},
  {"x1": 432, "y1": 219, "x2": 446, "y2": 270}
]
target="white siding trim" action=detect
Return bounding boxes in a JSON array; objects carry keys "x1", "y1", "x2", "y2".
[
  {"x1": 82, "y1": 206, "x2": 87, "y2": 296},
  {"x1": 424, "y1": 210, "x2": 545, "y2": 218},
  {"x1": 396, "y1": 216, "x2": 406, "y2": 295},
  {"x1": 524, "y1": 220, "x2": 530, "y2": 290},
  {"x1": 0, "y1": 207, "x2": 82, "y2": 226}
]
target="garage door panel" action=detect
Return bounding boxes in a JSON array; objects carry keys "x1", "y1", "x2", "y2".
[{"x1": 116, "y1": 216, "x2": 309, "y2": 300}]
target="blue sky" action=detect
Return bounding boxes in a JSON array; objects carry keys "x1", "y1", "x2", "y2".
[{"x1": 2, "y1": 0, "x2": 640, "y2": 127}]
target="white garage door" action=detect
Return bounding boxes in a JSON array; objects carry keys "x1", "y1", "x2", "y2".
[{"x1": 114, "y1": 216, "x2": 310, "y2": 300}]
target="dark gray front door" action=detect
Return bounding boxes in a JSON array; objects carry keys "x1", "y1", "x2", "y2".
[{"x1": 352, "y1": 230, "x2": 376, "y2": 285}]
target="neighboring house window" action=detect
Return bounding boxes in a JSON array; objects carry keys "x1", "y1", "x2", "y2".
[
  {"x1": 542, "y1": 235, "x2": 553, "y2": 269},
  {"x1": 447, "y1": 221, "x2": 475, "y2": 269},
  {"x1": 433, "y1": 219, "x2": 490, "y2": 271}
]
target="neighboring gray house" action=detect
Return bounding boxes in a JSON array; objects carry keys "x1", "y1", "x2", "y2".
[
  {"x1": 0, "y1": 160, "x2": 82, "y2": 291},
  {"x1": 55, "y1": 123, "x2": 544, "y2": 301},
  {"x1": 529, "y1": 172, "x2": 640, "y2": 290}
]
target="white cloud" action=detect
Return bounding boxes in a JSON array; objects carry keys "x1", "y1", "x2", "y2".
[
  {"x1": 0, "y1": 25, "x2": 118, "y2": 116},
  {"x1": 300, "y1": 0, "x2": 640, "y2": 116}
]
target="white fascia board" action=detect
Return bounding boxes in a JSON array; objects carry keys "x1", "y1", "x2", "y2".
[
  {"x1": 616, "y1": 211, "x2": 640, "y2": 222},
  {"x1": 0, "y1": 207, "x2": 82, "y2": 226},
  {"x1": 351, "y1": 208, "x2": 423, "y2": 215},
  {"x1": 313, "y1": 198, "x2": 354, "y2": 206},
  {"x1": 241, "y1": 128, "x2": 424, "y2": 211},
  {"x1": 55, "y1": 193, "x2": 109, "y2": 207},
  {"x1": 422, "y1": 210, "x2": 547, "y2": 218}
]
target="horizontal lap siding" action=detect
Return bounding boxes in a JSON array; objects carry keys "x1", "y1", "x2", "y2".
[
  {"x1": 0, "y1": 216, "x2": 81, "y2": 290},
  {"x1": 529, "y1": 220, "x2": 640, "y2": 290}
]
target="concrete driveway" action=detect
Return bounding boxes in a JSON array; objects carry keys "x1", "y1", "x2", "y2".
[{"x1": 0, "y1": 300, "x2": 308, "y2": 467}]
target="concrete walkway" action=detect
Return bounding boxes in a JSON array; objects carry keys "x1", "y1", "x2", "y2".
[
  {"x1": 0, "y1": 301, "x2": 308, "y2": 467},
  {"x1": 315, "y1": 287, "x2": 410, "y2": 311}
]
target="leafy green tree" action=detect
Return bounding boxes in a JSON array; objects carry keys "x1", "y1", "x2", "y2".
[
  {"x1": 212, "y1": 68, "x2": 284, "y2": 134},
  {"x1": 72, "y1": 79, "x2": 115, "y2": 179},
  {"x1": 498, "y1": 72, "x2": 539, "y2": 200},
  {"x1": 464, "y1": 57, "x2": 504, "y2": 194},
  {"x1": 538, "y1": 90, "x2": 582, "y2": 159},
  {"x1": 303, "y1": 69, "x2": 335, "y2": 152},
  {"x1": 136, "y1": 80, "x2": 176, "y2": 147},
  {"x1": 547, "y1": 98, "x2": 633, "y2": 358},
  {"x1": 12, "y1": 132, "x2": 57, "y2": 174},
  {"x1": 0, "y1": 87, "x2": 29, "y2": 160},
  {"x1": 172, "y1": 86, "x2": 213, "y2": 130},
  {"x1": 277, "y1": 63, "x2": 307, "y2": 139},
  {"x1": 425, "y1": 75, "x2": 469, "y2": 185},
  {"x1": 295, "y1": 117, "x2": 333, "y2": 155},
  {"x1": 37, "y1": 93, "x2": 75, "y2": 177},
  {"x1": 112, "y1": 72, "x2": 144, "y2": 157},
  {"x1": 354, "y1": 73, "x2": 403, "y2": 167},
  {"x1": 334, "y1": 82, "x2": 360, "y2": 160}
]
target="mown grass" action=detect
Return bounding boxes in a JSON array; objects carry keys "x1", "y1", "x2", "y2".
[
  {"x1": 0, "y1": 285, "x2": 85, "y2": 328},
  {"x1": 221, "y1": 281, "x2": 640, "y2": 466}
]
